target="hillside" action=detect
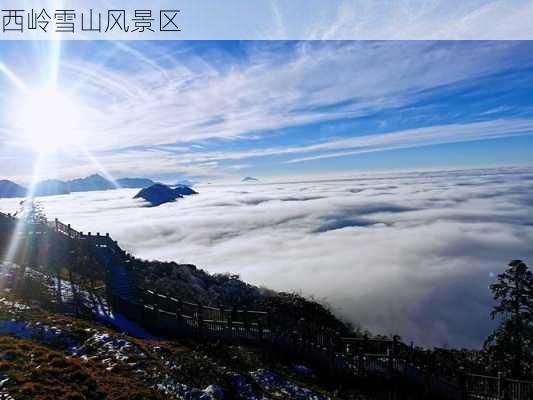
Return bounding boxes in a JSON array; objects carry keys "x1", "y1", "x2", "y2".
[
  {"x1": 0, "y1": 293, "x2": 359, "y2": 400},
  {"x1": 130, "y1": 259, "x2": 350, "y2": 334},
  {"x1": 2, "y1": 211, "x2": 526, "y2": 399},
  {"x1": 0, "y1": 213, "x2": 361, "y2": 399}
]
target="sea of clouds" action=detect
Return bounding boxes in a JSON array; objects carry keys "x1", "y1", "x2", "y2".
[{"x1": 1, "y1": 166, "x2": 532, "y2": 348}]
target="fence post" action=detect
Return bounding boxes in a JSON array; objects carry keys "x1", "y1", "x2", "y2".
[
  {"x1": 297, "y1": 317, "x2": 305, "y2": 344},
  {"x1": 498, "y1": 372, "x2": 510, "y2": 400},
  {"x1": 228, "y1": 306, "x2": 234, "y2": 330},
  {"x1": 424, "y1": 350, "x2": 433, "y2": 398},
  {"x1": 176, "y1": 300, "x2": 183, "y2": 332},
  {"x1": 197, "y1": 303, "x2": 204, "y2": 338},
  {"x1": 459, "y1": 369, "x2": 467, "y2": 400},
  {"x1": 357, "y1": 341, "x2": 364, "y2": 376},
  {"x1": 218, "y1": 304, "x2": 224, "y2": 322},
  {"x1": 496, "y1": 372, "x2": 503, "y2": 399},
  {"x1": 243, "y1": 306, "x2": 249, "y2": 332},
  {"x1": 388, "y1": 345, "x2": 394, "y2": 377},
  {"x1": 326, "y1": 330, "x2": 337, "y2": 378},
  {"x1": 265, "y1": 311, "x2": 272, "y2": 337},
  {"x1": 154, "y1": 306, "x2": 161, "y2": 331},
  {"x1": 362, "y1": 333, "x2": 369, "y2": 375}
]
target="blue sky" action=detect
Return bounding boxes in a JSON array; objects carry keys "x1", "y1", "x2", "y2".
[{"x1": 1, "y1": 40, "x2": 533, "y2": 183}]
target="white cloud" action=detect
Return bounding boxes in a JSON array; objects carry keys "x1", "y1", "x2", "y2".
[
  {"x1": 2, "y1": 41, "x2": 532, "y2": 152},
  {"x1": 310, "y1": 0, "x2": 533, "y2": 40},
  {"x1": 285, "y1": 118, "x2": 533, "y2": 163},
  {"x1": 1, "y1": 41, "x2": 533, "y2": 181},
  {"x1": 1, "y1": 166, "x2": 532, "y2": 348},
  {"x1": 139, "y1": 118, "x2": 533, "y2": 166}
]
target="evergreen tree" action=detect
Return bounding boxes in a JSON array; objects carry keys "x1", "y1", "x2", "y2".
[
  {"x1": 15, "y1": 199, "x2": 48, "y2": 226},
  {"x1": 11, "y1": 200, "x2": 48, "y2": 280},
  {"x1": 484, "y1": 260, "x2": 533, "y2": 376}
]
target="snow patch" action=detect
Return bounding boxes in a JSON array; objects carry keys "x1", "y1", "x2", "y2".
[
  {"x1": 0, "y1": 319, "x2": 77, "y2": 350},
  {"x1": 73, "y1": 332, "x2": 146, "y2": 369}
]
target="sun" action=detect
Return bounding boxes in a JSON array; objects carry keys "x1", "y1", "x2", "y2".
[{"x1": 10, "y1": 86, "x2": 86, "y2": 154}]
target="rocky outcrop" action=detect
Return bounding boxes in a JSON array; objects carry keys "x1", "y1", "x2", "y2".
[{"x1": 134, "y1": 183, "x2": 197, "y2": 207}]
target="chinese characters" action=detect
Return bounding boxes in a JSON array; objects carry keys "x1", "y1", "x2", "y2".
[{"x1": 1, "y1": 8, "x2": 180, "y2": 34}]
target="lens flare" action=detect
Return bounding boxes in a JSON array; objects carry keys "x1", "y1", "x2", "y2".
[{"x1": 10, "y1": 86, "x2": 86, "y2": 154}]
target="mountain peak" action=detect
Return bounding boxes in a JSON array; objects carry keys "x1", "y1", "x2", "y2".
[
  {"x1": 87, "y1": 173, "x2": 105, "y2": 179},
  {"x1": 0, "y1": 180, "x2": 27, "y2": 198},
  {"x1": 117, "y1": 177, "x2": 156, "y2": 189},
  {"x1": 67, "y1": 174, "x2": 115, "y2": 192}
]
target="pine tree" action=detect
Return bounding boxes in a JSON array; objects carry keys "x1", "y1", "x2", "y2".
[
  {"x1": 484, "y1": 260, "x2": 533, "y2": 376},
  {"x1": 15, "y1": 199, "x2": 48, "y2": 226}
]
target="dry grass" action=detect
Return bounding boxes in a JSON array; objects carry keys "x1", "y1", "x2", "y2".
[
  {"x1": 0, "y1": 336, "x2": 163, "y2": 399},
  {"x1": 0, "y1": 291, "x2": 372, "y2": 399}
]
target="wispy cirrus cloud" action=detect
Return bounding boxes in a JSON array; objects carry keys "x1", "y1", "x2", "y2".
[
  {"x1": 1, "y1": 41, "x2": 533, "y2": 181},
  {"x1": 71, "y1": 117, "x2": 533, "y2": 178},
  {"x1": 285, "y1": 118, "x2": 533, "y2": 163},
  {"x1": 309, "y1": 0, "x2": 533, "y2": 39}
]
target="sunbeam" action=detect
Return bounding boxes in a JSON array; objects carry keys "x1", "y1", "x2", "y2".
[
  {"x1": 80, "y1": 148, "x2": 122, "y2": 189},
  {"x1": 0, "y1": 38, "x2": 128, "y2": 206},
  {"x1": 9, "y1": 86, "x2": 86, "y2": 154},
  {"x1": 48, "y1": 40, "x2": 62, "y2": 87},
  {"x1": 0, "y1": 62, "x2": 30, "y2": 93},
  {"x1": 3, "y1": 154, "x2": 46, "y2": 265}
]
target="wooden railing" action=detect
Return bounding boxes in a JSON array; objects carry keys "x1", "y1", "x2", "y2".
[
  {"x1": 141, "y1": 289, "x2": 270, "y2": 326},
  {"x1": 506, "y1": 377, "x2": 533, "y2": 400},
  {"x1": 465, "y1": 373, "x2": 533, "y2": 400},
  {"x1": 49, "y1": 219, "x2": 82, "y2": 239}
]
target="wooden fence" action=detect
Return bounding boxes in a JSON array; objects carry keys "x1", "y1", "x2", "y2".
[
  {"x1": 465, "y1": 373, "x2": 533, "y2": 400},
  {"x1": 109, "y1": 286, "x2": 533, "y2": 400}
]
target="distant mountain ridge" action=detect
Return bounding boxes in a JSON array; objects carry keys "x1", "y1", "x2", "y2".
[
  {"x1": 117, "y1": 178, "x2": 156, "y2": 189},
  {"x1": 0, "y1": 180, "x2": 27, "y2": 198},
  {"x1": 67, "y1": 174, "x2": 116, "y2": 192},
  {"x1": 0, "y1": 174, "x2": 158, "y2": 198},
  {"x1": 33, "y1": 180, "x2": 70, "y2": 196}
]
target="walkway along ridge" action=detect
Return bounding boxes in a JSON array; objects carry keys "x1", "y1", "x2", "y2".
[{"x1": 1, "y1": 211, "x2": 532, "y2": 400}]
